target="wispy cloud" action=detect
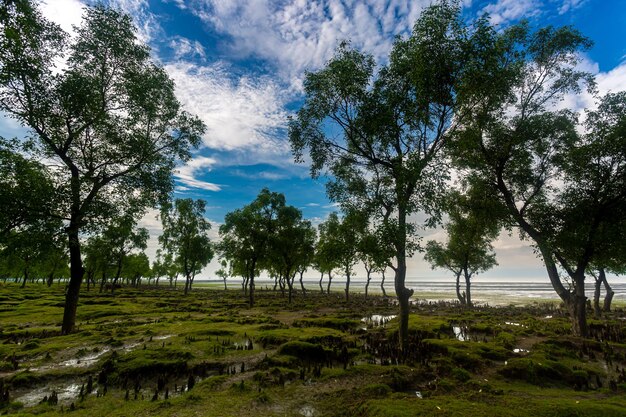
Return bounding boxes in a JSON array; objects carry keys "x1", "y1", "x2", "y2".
[
  {"x1": 558, "y1": 0, "x2": 587, "y2": 14},
  {"x1": 181, "y1": 0, "x2": 435, "y2": 86},
  {"x1": 229, "y1": 169, "x2": 288, "y2": 181},
  {"x1": 170, "y1": 36, "x2": 206, "y2": 60},
  {"x1": 174, "y1": 156, "x2": 221, "y2": 191},
  {"x1": 481, "y1": 0, "x2": 542, "y2": 25},
  {"x1": 108, "y1": 0, "x2": 162, "y2": 42},
  {"x1": 164, "y1": 61, "x2": 289, "y2": 153}
]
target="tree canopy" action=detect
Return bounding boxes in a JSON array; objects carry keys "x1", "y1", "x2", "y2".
[
  {"x1": 289, "y1": 2, "x2": 513, "y2": 350},
  {"x1": 0, "y1": 1, "x2": 205, "y2": 332}
]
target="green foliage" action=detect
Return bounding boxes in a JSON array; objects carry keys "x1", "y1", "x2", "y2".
[
  {"x1": 451, "y1": 18, "x2": 624, "y2": 335},
  {"x1": 160, "y1": 199, "x2": 213, "y2": 294},
  {"x1": 0, "y1": 1, "x2": 205, "y2": 331},
  {"x1": 276, "y1": 341, "x2": 328, "y2": 363},
  {"x1": 219, "y1": 188, "x2": 310, "y2": 305},
  {"x1": 424, "y1": 187, "x2": 501, "y2": 305},
  {"x1": 289, "y1": 1, "x2": 525, "y2": 349}
]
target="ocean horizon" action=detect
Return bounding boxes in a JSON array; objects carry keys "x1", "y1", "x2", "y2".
[{"x1": 195, "y1": 278, "x2": 626, "y2": 302}]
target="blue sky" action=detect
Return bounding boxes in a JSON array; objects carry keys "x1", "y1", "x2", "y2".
[{"x1": 2, "y1": 0, "x2": 626, "y2": 281}]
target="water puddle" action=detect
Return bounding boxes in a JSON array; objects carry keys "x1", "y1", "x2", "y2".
[
  {"x1": 452, "y1": 326, "x2": 470, "y2": 342},
  {"x1": 27, "y1": 348, "x2": 110, "y2": 373},
  {"x1": 15, "y1": 334, "x2": 175, "y2": 407},
  {"x1": 300, "y1": 405, "x2": 316, "y2": 417},
  {"x1": 450, "y1": 324, "x2": 490, "y2": 342},
  {"x1": 14, "y1": 382, "x2": 83, "y2": 407},
  {"x1": 513, "y1": 348, "x2": 530, "y2": 354},
  {"x1": 361, "y1": 315, "x2": 397, "y2": 330},
  {"x1": 504, "y1": 322, "x2": 526, "y2": 328}
]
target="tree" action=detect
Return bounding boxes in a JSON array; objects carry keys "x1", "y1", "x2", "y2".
[
  {"x1": 289, "y1": 3, "x2": 504, "y2": 350},
  {"x1": 122, "y1": 252, "x2": 151, "y2": 287},
  {"x1": 219, "y1": 188, "x2": 284, "y2": 307},
  {"x1": 359, "y1": 228, "x2": 394, "y2": 298},
  {"x1": 270, "y1": 205, "x2": 316, "y2": 303},
  {"x1": 215, "y1": 259, "x2": 230, "y2": 290},
  {"x1": 315, "y1": 213, "x2": 343, "y2": 295},
  {"x1": 0, "y1": 2, "x2": 205, "y2": 333},
  {"x1": 98, "y1": 214, "x2": 149, "y2": 293},
  {"x1": 0, "y1": 142, "x2": 57, "y2": 238},
  {"x1": 453, "y1": 20, "x2": 624, "y2": 335},
  {"x1": 160, "y1": 199, "x2": 214, "y2": 295},
  {"x1": 0, "y1": 203, "x2": 64, "y2": 288},
  {"x1": 424, "y1": 189, "x2": 500, "y2": 306}
]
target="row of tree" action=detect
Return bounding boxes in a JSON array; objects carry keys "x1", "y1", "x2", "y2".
[
  {"x1": 287, "y1": 1, "x2": 626, "y2": 351},
  {"x1": 1, "y1": 1, "x2": 624, "y2": 352}
]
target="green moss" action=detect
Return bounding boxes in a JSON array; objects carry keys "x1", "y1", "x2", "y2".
[{"x1": 276, "y1": 341, "x2": 327, "y2": 363}]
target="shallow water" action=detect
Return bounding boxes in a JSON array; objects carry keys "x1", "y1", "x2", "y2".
[{"x1": 360, "y1": 314, "x2": 396, "y2": 330}]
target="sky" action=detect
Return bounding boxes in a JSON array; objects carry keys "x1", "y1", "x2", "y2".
[{"x1": 2, "y1": 0, "x2": 626, "y2": 282}]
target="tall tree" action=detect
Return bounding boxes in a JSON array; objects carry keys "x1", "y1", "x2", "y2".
[
  {"x1": 219, "y1": 188, "x2": 284, "y2": 307},
  {"x1": 0, "y1": 2, "x2": 205, "y2": 333},
  {"x1": 289, "y1": 3, "x2": 504, "y2": 350},
  {"x1": 453, "y1": 24, "x2": 624, "y2": 335},
  {"x1": 160, "y1": 199, "x2": 213, "y2": 295}
]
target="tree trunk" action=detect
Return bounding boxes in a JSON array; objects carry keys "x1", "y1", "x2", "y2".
[
  {"x1": 21, "y1": 268, "x2": 28, "y2": 289},
  {"x1": 455, "y1": 271, "x2": 465, "y2": 304},
  {"x1": 249, "y1": 274, "x2": 255, "y2": 307},
  {"x1": 380, "y1": 269, "x2": 387, "y2": 297},
  {"x1": 319, "y1": 272, "x2": 324, "y2": 294},
  {"x1": 184, "y1": 278, "x2": 189, "y2": 295},
  {"x1": 567, "y1": 273, "x2": 588, "y2": 337},
  {"x1": 248, "y1": 260, "x2": 256, "y2": 307},
  {"x1": 299, "y1": 270, "x2": 306, "y2": 296},
  {"x1": 111, "y1": 257, "x2": 123, "y2": 295},
  {"x1": 223, "y1": 277, "x2": 227, "y2": 290},
  {"x1": 364, "y1": 268, "x2": 371, "y2": 298},
  {"x1": 538, "y1": 245, "x2": 588, "y2": 336},
  {"x1": 593, "y1": 275, "x2": 602, "y2": 318},
  {"x1": 464, "y1": 271, "x2": 472, "y2": 307},
  {"x1": 327, "y1": 271, "x2": 333, "y2": 294},
  {"x1": 273, "y1": 275, "x2": 279, "y2": 291},
  {"x1": 279, "y1": 275, "x2": 285, "y2": 297},
  {"x1": 62, "y1": 223, "x2": 85, "y2": 335},
  {"x1": 395, "y1": 204, "x2": 413, "y2": 355},
  {"x1": 99, "y1": 270, "x2": 107, "y2": 293},
  {"x1": 344, "y1": 267, "x2": 350, "y2": 302},
  {"x1": 599, "y1": 268, "x2": 614, "y2": 312},
  {"x1": 287, "y1": 273, "x2": 293, "y2": 304}
]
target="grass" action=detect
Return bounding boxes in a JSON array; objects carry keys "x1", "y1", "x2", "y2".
[{"x1": 0, "y1": 283, "x2": 625, "y2": 416}]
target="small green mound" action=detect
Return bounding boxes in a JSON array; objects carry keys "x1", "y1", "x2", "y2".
[{"x1": 277, "y1": 341, "x2": 327, "y2": 363}]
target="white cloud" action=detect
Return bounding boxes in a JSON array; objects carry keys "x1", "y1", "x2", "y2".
[
  {"x1": 481, "y1": 0, "x2": 542, "y2": 25},
  {"x1": 165, "y1": 61, "x2": 289, "y2": 153},
  {"x1": 108, "y1": 0, "x2": 162, "y2": 42},
  {"x1": 558, "y1": 0, "x2": 587, "y2": 14},
  {"x1": 185, "y1": 0, "x2": 434, "y2": 85},
  {"x1": 170, "y1": 36, "x2": 206, "y2": 60},
  {"x1": 596, "y1": 62, "x2": 626, "y2": 94},
  {"x1": 230, "y1": 169, "x2": 288, "y2": 181},
  {"x1": 40, "y1": 0, "x2": 85, "y2": 37},
  {"x1": 174, "y1": 156, "x2": 222, "y2": 191}
]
